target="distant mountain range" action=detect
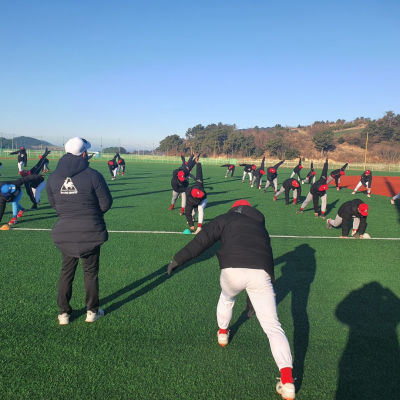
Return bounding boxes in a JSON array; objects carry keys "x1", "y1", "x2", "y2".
[{"x1": 0, "y1": 136, "x2": 61, "y2": 150}]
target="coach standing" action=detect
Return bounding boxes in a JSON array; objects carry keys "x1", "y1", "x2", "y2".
[
  {"x1": 168, "y1": 200, "x2": 295, "y2": 400},
  {"x1": 47, "y1": 137, "x2": 113, "y2": 325}
]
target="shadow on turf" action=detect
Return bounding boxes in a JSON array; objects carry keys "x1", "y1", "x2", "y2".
[
  {"x1": 69, "y1": 243, "x2": 221, "y2": 320},
  {"x1": 335, "y1": 282, "x2": 400, "y2": 399}
]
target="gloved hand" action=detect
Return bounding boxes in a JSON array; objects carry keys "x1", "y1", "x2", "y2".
[{"x1": 167, "y1": 259, "x2": 179, "y2": 276}]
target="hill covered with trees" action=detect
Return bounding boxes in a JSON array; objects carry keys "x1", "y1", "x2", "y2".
[
  {"x1": 0, "y1": 136, "x2": 54, "y2": 149},
  {"x1": 157, "y1": 111, "x2": 400, "y2": 162}
]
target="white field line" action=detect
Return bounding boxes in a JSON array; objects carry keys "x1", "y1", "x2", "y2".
[{"x1": 11, "y1": 227, "x2": 400, "y2": 240}]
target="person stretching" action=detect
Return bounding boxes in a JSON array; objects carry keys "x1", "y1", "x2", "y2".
[
  {"x1": 251, "y1": 157, "x2": 266, "y2": 189},
  {"x1": 264, "y1": 160, "x2": 285, "y2": 193},
  {"x1": 184, "y1": 160, "x2": 207, "y2": 234},
  {"x1": 240, "y1": 163, "x2": 256, "y2": 184},
  {"x1": 302, "y1": 162, "x2": 316, "y2": 185},
  {"x1": 297, "y1": 158, "x2": 329, "y2": 218},
  {"x1": 352, "y1": 170, "x2": 372, "y2": 198},
  {"x1": 274, "y1": 178, "x2": 301, "y2": 205},
  {"x1": 167, "y1": 200, "x2": 295, "y2": 400},
  {"x1": 326, "y1": 199, "x2": 368, "y2": 238},
  {"x1": 221, "y1": 164, "x2": 235, "y2": 178},
  {"x1": 327, "y1": 162, "x2": 349, "y2": 190},
  {"x1": 290, "y1": 158, "x2": 303, "y2": 180}
]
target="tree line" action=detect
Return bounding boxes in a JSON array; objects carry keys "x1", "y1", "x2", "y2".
[{"x1": 157, "y1": 112, "x2": 400, "y2": 160}]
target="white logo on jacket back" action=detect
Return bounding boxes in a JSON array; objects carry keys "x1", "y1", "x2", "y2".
[{"x1": 60, "y1": 177, "x2": 78, "y2": 194}]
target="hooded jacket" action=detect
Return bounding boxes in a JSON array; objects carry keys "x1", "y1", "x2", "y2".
[
  {"x1": 46, "y1": 154, "x2": 113, "y2": 257},
  {"x1": 173, "y1": 205, "x2": 275, "y2": 279}
]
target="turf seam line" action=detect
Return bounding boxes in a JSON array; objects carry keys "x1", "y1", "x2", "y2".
[{"x1": 10, "y1": 227, "x2": 400, "y2": 240}]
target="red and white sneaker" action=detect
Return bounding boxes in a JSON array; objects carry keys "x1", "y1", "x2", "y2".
[
  {"x1": 168, "y1": 204, "x2": 174, "y2": 211},
  {"x1": 8, "y1": 217, "x2": 17, "y2": 226},
  {"x1": 276, "y1": 380, "x2": 295, "y2": 399},
  {"x1": 17, "y1": 210, "x2": 24, "y2": 219},
  {"x1": 179, "y1": 208, "x2": 185, "y2": 215},
  {"x1": 217, "y1": 329, "x2": 229, "y2": 347},
  {"x1": 273, "y1": 196, "x2": 277, "y2": 202}
]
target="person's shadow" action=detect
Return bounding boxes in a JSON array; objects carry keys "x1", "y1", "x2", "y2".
[
  {"x1": 274, "y1": 244, "x2": 316, "y2": 392},
  {"x1": 335, "y1": 281, "x2": 400, "y2": 400}
]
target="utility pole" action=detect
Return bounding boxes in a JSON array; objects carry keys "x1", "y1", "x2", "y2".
[{"x1": 363, "y1": 131, "x2": 369, "y2": 170}]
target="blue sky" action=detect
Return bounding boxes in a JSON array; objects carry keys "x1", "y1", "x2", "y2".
[{"x1": 0, "y1": 0, "x2": 399, "y2": 150}]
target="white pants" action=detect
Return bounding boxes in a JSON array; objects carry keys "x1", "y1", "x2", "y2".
[
  {"x1": 217, "y1": 268, "x2": 293, "y2": 370},
  {"x1": 353, "y1": 181, "x2": 370, "y2": 193},
  {"x1": 171, "y1": 191, "x2": 187, "y2": 208},
  {"x1": 32, "y1": 181, "x2": 46, "y2": 203},
  {"x1": 242, "y1": 171, "x2": 253, "y2": 183},
  {"x1": 18, "y1": 161, "x2": 25, "y2": 172},
  {"x1": 192, "y1": 198, "x2": 207, "y2": 224},
  {"x1": 264, "y1": 178, "x2": 278, "y2": 192},
  {"x1": 329, "y1": 215, "x2": 360, "y2": 232},
  {"x1": 393, "y1": 192, "x2": 400, "y2": 201},
  {"x1": 301, "y1": 192, "x2": 327, "y2": 213},
  {"x1": 275, "y1": 187, "x2": 298, "y2": 200}
]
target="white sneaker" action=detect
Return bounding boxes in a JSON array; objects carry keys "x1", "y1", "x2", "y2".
[
  {"x1": 85, "y1": 309, "x2": 104, "y2": 323},
  {"x1": 58, "y1": 313, "x2": 70, "y2": 325},
  {"x1": 217, "y1": 330, "x2": 229, "y2": 347},
  {"x1": 276, "y1": 380, "x2": 295, "y2": 399}
]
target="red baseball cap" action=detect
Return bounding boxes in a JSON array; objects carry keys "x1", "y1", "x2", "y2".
[
  {"x1": 260, "y1": 169, "x2": 265, "y2": 175},
  {"x1": 252, "y1": 165, "x2": 256, "y2": 170},
  {"x1": 299, "y1": 165, "x2": 303, "y2": 169},
  {"x1": 19, "y1": 170, "x2": 31, "y2": 177},
  {"x1": 365, "y1": 170, "x2": 371, "y2": 175},
  {"x1": 229, "y1": 165, "x2": 233, "y2": 170},
  {"x1": 340, "y1": 170, "x2": 345, "y2": 176},
  {"x1": 269, "y1": 168, "x2": 276, "y2": 174},
  {"x1": 311, "y1": 171, "x2": 316, "y2": 175},
  {"x1": 191, "y1": 188, "x2": 205, "y2": 199},
  {"x1": 358, "y1": 203, "x2": 369, "y2": 216},
  {"x1": 232, "y1": 199, "x2": 251, "y2": 208},
  {"x1": 292, "y1": 180, "x2": 300, "y2": 188},
  {"x1": 108, "y1": 160, "x2": 114, "y2": 166},
  {"x1": 318, "y1": 184, "x2": 328, "y2": 192},
  {"x1": 177, "y1": 170, "x2": 185, "y2": 182}
]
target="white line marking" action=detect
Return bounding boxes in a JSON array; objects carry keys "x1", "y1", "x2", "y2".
[{"x1": 10, "y1": 227, "x2": 400, "y2": 240}]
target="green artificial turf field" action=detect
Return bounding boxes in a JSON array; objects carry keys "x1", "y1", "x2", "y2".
[{"x1": 0, "y1": 158, "x2": 399, "y2": 400}]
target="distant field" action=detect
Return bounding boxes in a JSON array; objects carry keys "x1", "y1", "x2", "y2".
[{"x1": 0, "y1": 158, "x2": 399, "y2": 399}]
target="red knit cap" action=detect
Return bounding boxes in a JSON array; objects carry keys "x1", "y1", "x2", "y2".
[
  {"x1": 358, "y1": 203, "x2": 369, "y2": 216},
  {"x1": 191, "y1": 188, "x2": 205, "y2": 199},
  {"x1": 292, "y1": 180, "x2": 300, "y2": 188}
]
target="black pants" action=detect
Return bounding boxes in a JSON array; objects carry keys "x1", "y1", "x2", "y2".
[{"x1": 58, "y1": 246, "x2": 101, "y2": 314}]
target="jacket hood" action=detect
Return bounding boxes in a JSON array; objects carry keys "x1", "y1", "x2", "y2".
[
  {"x1": 54, "y1": 154, "x2": 89, "y2": 178},
  {"x1": 229, "y1": 205, "x2": 264, "y2": 223}
]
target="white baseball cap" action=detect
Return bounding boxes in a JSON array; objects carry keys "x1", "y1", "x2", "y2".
[{"x1": 64, "y1": 137, "x2": 91, "y2": 156}]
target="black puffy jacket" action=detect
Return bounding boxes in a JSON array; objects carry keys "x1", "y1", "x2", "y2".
[
  {"x1": 46, "y1": 154, "x2": 113, "y2": 257},
  {"x1": 174, "y1": 205, "x2": 275, "y2": 280}
]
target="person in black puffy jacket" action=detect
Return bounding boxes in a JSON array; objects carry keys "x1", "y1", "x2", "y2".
[
  {"x1": 326, "y1": 199, "x2": 368, "y2": 238},
  {"x1": 46, "y1": 137, "x2": 113, "y2": 325},
  {"x1": 167, "y1": 200, "x2": 295, "y2": 399},
  {"x1": 221, "y1": 164, "x2": 235, "y2": 178}
]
